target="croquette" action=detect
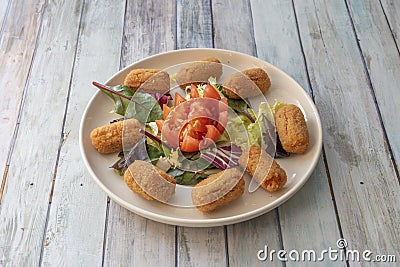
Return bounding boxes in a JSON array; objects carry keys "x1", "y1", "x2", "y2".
[
  {"x1": 124, "y1": 160, "x2": 176, "y2": 202},
  {"x1": 90, "y1": 118, "x2": 142, "y2": 154},
  {"x1": 175, "y1": 57, "x2": 223, "y2": 89},
  {"x1": 123, "y1": 68, "x2": 170, "y2": 94},
  {"x1": 192, "y1": 167, "x2": 245, "y2": 212},
  {"x1": 275, "y1": 104, "x2": 309, "y2": 154},
  {"x1": 222, "y1": 68, "x2": 271, "y2": 99},
  {"x1": 238, "y1": 146, "x2": 287, "y2": 192}
]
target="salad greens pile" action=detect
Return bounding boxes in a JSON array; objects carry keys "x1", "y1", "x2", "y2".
[{"x1": 94, "y1": 79, "x2": 288, "y2": 186}]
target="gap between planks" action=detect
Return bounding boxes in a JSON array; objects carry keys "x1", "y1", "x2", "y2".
[
  {"x1": 0, "y1": 0, "x2": 48, "y2": 203},
  {"x1": 290, "y1": 0, "x2": 348, "y2": 261},
  {"x1": 343, "y1": 0, "x2": 400, "y2": 184},
  {"x1": 37, "y1": 0, "x2": 86, "y2": 265}
]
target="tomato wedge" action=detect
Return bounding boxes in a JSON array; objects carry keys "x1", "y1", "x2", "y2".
[
  {"x1": 174, "y1": 92, "x2": 186, "y2": 107},
  {"x1": 190, "y1": 84, "x2": 200, "y2": 98},
  {"x1": 180, "y1": 134, "x2": 201, "y2": 152},
  {"x1": 155, "y1": 120, "x2": 164, "y2": 132},
  {"x1": 203, "y1": 83, "x2": 221, "y2": 100},
  {"x1": 163, "y1": 104, "x2": 172, "y2": 119}
]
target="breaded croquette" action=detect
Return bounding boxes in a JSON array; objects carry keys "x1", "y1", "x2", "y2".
[
  {"x1": 222, "y1": 68, "x2": 271, "y2": 99},
  {"x1": 238, "y1": 146, "x2": 287, "y2": 192},
  {"x1": 175, "y1": 57, "x2": 223, "y2": 89},
  {"x1": 123, "y1": 69, "x2": 170, "y2": 94},
  {"x1": 275, "y1": 104, "x2": 309, "y2": 154},
  {"x1": 90, "y1": 118, "x2": 142, "y2": 154},
  {"x1": 124, "y1": 160, "x2": 176, "y2": 202},
  {"x1": 192, "y1": 167, "x2": 244, "y2": 212}
]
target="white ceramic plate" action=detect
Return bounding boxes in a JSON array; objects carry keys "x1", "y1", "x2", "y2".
[{"x1": 80, "y1": 48, "x2": 322, "y2": 227}]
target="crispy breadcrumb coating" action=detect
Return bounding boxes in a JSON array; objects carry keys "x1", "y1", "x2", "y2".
[
  {"x1": 192, "y1": 167, "x2": 244, "y2": 212},
  {"x1": 90, "y1": 118, "x2": 142, "y2": 154},
  {"x1": 238, "y1": 146, "x2": 287, "y2": 192},
  {"x1": 275, "y1": 104, "x2": 309, "y2": 154},
  {"x1": 222, "y1": 68, "x2": 271, "y2": 99},
  {"x1": 124, "y1": 160, "x2": 176, "y2": 202},
  {"x1": 123, "y1": 68, "x2": 170, "y2": 94}
]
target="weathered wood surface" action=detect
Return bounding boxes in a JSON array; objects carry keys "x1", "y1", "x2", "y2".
[
  {"x1": 175, "y1": 1, "x2": 228, "y2": 266},
  {"x1": 346, "y1": 0, "x2": 400, "y2": 171},
  {"x1": 0, "y1": 0, "x2": 83, "y2": 266},
  {"x1": 41, "y1": 0, "x2": 125, "y2": 266},
  {"x1": 251, "y1": 1, "x2": 342, "y2": 266},
  {"x1": 212, "y1": 1, "x2": 282, "y2": 266},
  {"x1": 293, "y1": 0, "x2": 400, "y2": 262},
  {"x1": 0, "y1": 0, "x2": 45, "y2": 200},
  {"x1": 103, "y1": 0, "x2": 176, "y2": 266}
]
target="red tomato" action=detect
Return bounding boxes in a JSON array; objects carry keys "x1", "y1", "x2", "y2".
[
  {"x1": 162, "y1": 92, "x2": 228, "y2": 152},
  {"x1": 203, "y1": 83, "x2": 221, "y2": 100},
  {"x1": 180, "y1": 134, "x2": 201, "y2": 152},
  {"x1": 163, "y1": 104, "x2": 172, "y2": 119},
  {"x1": 174, "y1": 92, "x2": 186, "y2": 107},
  {"x1": 155, "y1": 120, "x2": 164, "y2": 132},
  {"x1": 190, "y1": 84, "x2": 200, "y2": 98}
]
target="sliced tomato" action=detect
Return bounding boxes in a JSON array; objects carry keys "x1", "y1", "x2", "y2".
[
  {"x1": 174, "y1": 92, "x2": 186, "y2": 107},
  {"x1": 163, "y1": 104, "x2": 172, "y2": 119},
  {"x1": 204, "y1": 125, "x2": 220, "y2": 140},
  {"x1": 190, "y1": 84, "x2": 200, "y2": 98},
  {"x1": 203, "y1": 83, "x2": 221, "y2": 100},
  {"x1": 180, "y1": 134, "x2": 201, "y2": 152},
  {"x1": 155, "y1": 120, "x2": 164, "y2": 132},
  {"x1": 217, "y1": 98, "x2": 228, "y2": 133}
]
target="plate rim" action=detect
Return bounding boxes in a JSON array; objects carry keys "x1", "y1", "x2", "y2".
[{"x1": 79, "y1": 48, "x2": 323, "y2": 227}]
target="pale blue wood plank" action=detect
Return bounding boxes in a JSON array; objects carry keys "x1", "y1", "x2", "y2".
[
  {"x1": 250, "y1": 0, "x2": 342, "y2": 266},
  {"x1": 104, "y1": 0, "x2": 176, "y2": 266},
  {"x1": 293, "y1": 0, "x2": 400, "y2": 263},
  {"x1": 347, "y1": 0, "x2": 400, "y2": 176}
]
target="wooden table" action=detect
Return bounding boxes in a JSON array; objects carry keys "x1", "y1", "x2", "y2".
[{"x1": 1, "y1": 0, "x2": 399, "y2": 266}]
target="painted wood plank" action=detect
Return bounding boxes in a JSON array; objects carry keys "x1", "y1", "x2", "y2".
[
  {"x1": 211, "y1": 1, "x2": 282, "y2": 266},
  {"x1": 0, "y1": 0, "x2": 11, "y2": 38},
  {"x1": 346, "y1": 0, "x2": 400, "y2": 172},
  {"x1": 40, "y1": 1, "x2": 126, "y2": 266},
  {"x1": 177, "y1": 227, "x2": 226, "y2": 267},
  {"x1": 0, "y1": 0, "x2": 45, "y2": 200},
  {"x1": 380, "y1": 0, "x2": 400, "y2": 45},
  {"x1": 293, "y1": 0, "x2": 400, "y2": 262},
  {"x1": 177, "y1": 0, "x2": 212, "y2": 49},
  {"x1": 211, "y1": 0, "x2": 255, "y2": 55},
  {"x1": 0, "y1": 0, "x2": 84, "y2": 266},
  {"x1": 175, "y1": 2, "x2": 228, "y2": 267},
  {"x1": 250, "y1": 1, "x2": 343, "y2": 266},
  {"x1": 104, "y1": 0, "x2": 176, "y2": 266}
]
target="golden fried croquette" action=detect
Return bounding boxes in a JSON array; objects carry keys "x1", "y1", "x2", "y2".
[
  {"x1": 123, "y1": 68, "x2": 170, "y2": 94},
  {"x1": 222, "y1": 68, "x2": 271, "y2": 99},
  {"x1": 124, "y1": 160, "x2": 176, "y2": 202},
  {"x1": 90, "y1": 118, "x2": 142, "y2": 154},
  {"x1": 238, "y1": 146, "x2": 287, "y2": 192},
  {"x1": 192, "y1": 167, "x2": 244, "y2": 212},
  {"x1": 275, "y1": 104, "x2": 309, "y2": 154},
  {"x1": 175, "y1": 57, "x2": 223, "y2": 89}
]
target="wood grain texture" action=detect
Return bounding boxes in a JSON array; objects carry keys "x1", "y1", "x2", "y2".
[
  {"x1": 0, "y1": 0, "x2": 45, "y2": 200},
  {"x1": 177, "y1": 227, "x2": 226, "y2": 267},
  {"x1": 250, "y1": 1, "x2": 342, "y2": 266},
  {"x1": 211, "y1": 0, "x2": 282, "y2": 266},
  {"x1": 211, "y1": 0, "x2": 255, "y2": 55},
  {"x1": 380, "y1": 0, "x2": 400, "y2": 45},
  {"x1": 175, "y1": 2, "x2": 230, "y2": 267},
  {"x1": 293, "y1": 0, "x2": 400, "y2": 260},
  {"x1": 0, "y1": 0, "x2": 83, "y2": 266},
  {"x1": 40, "y1": 0, "x2": 125, "y2": 266},
  {"x1": 346, "y1": 0, "x2": 400, "y2": 171},
  {"x1": 0, "y1": 0, "x2": 11, "y2": 38},
  {"x1": 104, "y1": 0, "x2": 176, "y2": 266},
  {"x1": 105, "y1": 205, "x2": 175, "y2": 267},
  {"x1": 177, "y1": 0, "x2": 212, "y2": 49}
]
